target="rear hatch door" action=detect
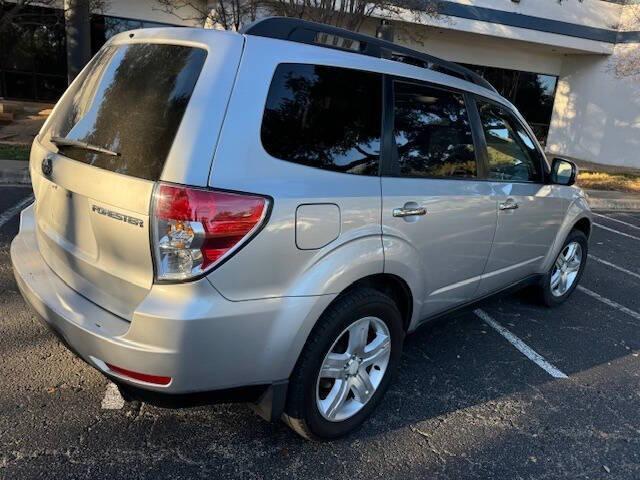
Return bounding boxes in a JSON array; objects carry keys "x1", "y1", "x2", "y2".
[{"x1": 31, "y1": 29, "x2": 243, "y2": 320}]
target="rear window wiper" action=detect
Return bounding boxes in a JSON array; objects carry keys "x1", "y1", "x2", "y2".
[{"x1": 50, "y1": 136, "x2": 121, "y2": 157}]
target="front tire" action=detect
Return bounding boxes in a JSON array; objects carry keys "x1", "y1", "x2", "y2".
[
  {"x1": 538, "y1": 229, "x2": 588, "y2": 307},
  {"x1": 283, "y1": 288, "x2": 404, "y2": 440}
]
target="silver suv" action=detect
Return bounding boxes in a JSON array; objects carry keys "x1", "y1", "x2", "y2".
[{"x1": 11, "y1": 18, "x2": 591, "y2": 440}]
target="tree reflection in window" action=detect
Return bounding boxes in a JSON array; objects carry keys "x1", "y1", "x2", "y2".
[
  {"x1": 48, "y1": 44, "x2": 206, "y2": 180},
  {"x1": 261, "y1": 64, "x2": 381, "y2": 176},
  {"x1": 461, "y1": 64, "x2": 558, "y2": 145},
  {"x1": 478, "y1": 102, "x2": 542, "y2": 183},
  {"x1": 393, "y1": 82, "x2": 476, "y2": 179}
]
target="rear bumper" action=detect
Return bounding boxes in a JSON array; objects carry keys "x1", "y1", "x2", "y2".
[{"x1": 11, "y1": 203, "x2": 335, "y2": 396}]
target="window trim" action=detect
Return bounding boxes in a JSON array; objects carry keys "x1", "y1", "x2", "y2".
[
  {"x1": 470, "y1": 94, "x2": 551, "y2": 185},
  {"x1": 382, "y1": 76, "x2": 482, "y2": 182}
]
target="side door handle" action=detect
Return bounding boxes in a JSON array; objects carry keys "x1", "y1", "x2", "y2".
[
  {"x1": 499, "y1": 198, "x2": 519, "y2": 211},
  {"x1": 393, "y1": 206, "x2": 427, "y2": 218}
]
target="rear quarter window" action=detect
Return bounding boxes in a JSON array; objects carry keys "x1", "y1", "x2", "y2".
[
  {"x1": 44, "y1": 43, "x2": 207, "y2": 181},
  {"x1": 261, "y1": 63, "x2": 382, "y2": 176}
]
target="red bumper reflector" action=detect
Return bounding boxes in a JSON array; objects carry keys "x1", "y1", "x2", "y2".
[{"x1": 106, "y1": 363, "x2": 172, "y2": 386}]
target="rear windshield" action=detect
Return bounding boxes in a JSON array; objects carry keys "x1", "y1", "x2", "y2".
[{"x1": 43, "y1": 43, "x2": 207, "y2": 181}]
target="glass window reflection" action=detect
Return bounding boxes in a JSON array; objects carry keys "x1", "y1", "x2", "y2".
[
  {"x1": 463, "y1": 64, "x2": 558, "y2": 146},
  {"x1": 478, "y1": 102, "x2": 542, "y2": 183},
  {"x1": 261, "y1": 63, "x2": 382, "y2": 176},
  {"x1": 46, "y1": 44, "x2": 207, "y2": 180},
  {"x1": 393, "y1": 82, "x2": 476, "y2": 179}
]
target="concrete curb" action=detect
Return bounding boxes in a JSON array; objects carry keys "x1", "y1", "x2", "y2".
[
  {"x1": 587, "y1": 197, "x2": 640, "y2": 211},
  {"x1": 586, "y1": 190, "x2": 640, "y2": 212},
  {"x1": 0, "y1": 160, "x2": 30, "y2": 185}
]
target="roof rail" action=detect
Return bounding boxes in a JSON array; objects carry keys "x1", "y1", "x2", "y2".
[{"x1": 240, "y1": 17, "x2": 497, "y2": 93}]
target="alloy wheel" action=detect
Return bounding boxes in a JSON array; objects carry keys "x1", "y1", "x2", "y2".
[
  {"x1": 550, "y1": 241, "x2": 583, "y2": 297},
  {"x1": 315, "y1": 316, "x2": 391, "y2": 422}
]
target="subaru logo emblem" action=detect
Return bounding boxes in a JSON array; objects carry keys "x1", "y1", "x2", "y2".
[{"x1": 41, "y1": 156, "x2": 53, "y2": 177}]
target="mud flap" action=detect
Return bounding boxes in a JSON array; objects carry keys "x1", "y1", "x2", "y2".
[{"x1": 251, "y1": 380, "x2": 289, "y2": 422}]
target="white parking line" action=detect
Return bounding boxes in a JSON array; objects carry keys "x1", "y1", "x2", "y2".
[
  {"x1": 588, "y1": 254, "x2": 640, "y2": 281},
  {"x1": 594, "y1": 223, "x2": 640, "y2": 242},
  {"x1": 0, "y1": 195, "x2": 33, "y2": 229},
  {"x1": 618, "y1": 212, "x2": 640, "y2": 222},
  {"x1": 101, "y1": 382, "x2": 125, "y2": 410},
  {"x1": 577, "y1": 286, "x2": 640, "y2": 321},
  {"x1": 473, "y1": 309, "x2": 568, "y2": 379},
  {"x1": 593, "y1": 212, "x2": 640, "y2": 231}
]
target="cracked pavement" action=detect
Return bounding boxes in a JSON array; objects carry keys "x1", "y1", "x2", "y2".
[{"x1": 1, "y1": 186, "x2": 639, "y2": 479}]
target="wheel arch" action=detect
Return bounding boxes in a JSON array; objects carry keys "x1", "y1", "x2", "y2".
[
  {"x1": 284, "y1": 272, "x2": 415, "y2": 383},
  {"x1": 572, "y1": 216, "x2": 592, "y2": 239},
  {"x1": 343, "y1": 273, "x2": 414, "y2": 333},
  {"x1": 540, "y1": 198, "x2": 592, "y2": 274}
]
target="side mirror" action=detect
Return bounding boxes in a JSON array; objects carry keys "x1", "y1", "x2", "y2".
[{"x1": 551, "y1": 158, "x2": 577, "y2": 186}]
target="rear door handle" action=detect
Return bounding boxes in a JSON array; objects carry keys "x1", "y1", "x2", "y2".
[
  {"x1": 499, "y1": 199, "x2": 519, "y2": 211},
  {"x1": 393, "y1": 207, "x2": 427, "y2": 218}
]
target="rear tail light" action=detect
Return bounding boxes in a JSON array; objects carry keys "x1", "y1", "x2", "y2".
[{"x1": 152, "y1": 183, "x2": 269, "y2": 281}]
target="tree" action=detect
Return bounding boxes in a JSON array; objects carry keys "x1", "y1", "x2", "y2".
[
  {"x1": 153, "y1": 0, "x2": 440, "y2": 34},
  {"x1": 64, "y1": 0, "x2": 91, "y2": 82},
  {"x1": 612, "y1": 4, "x2": 640, "y2": 80}
]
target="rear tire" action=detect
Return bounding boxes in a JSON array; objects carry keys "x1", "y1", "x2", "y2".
[
  {"x1": 282, "y1": 288, "x2": 404, "y2": 440},
  {"x1": 537, "y1": 229, "x2": 588, "y2": 307}
]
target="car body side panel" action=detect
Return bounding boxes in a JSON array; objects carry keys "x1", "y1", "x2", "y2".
[
  {"x1": 204, "y1": 36, "x2": 385, "y2": 301},
  {"x1": 204, "y1": 35, "x2": 513, "y2": 303},
  {"x1": 381, "y1": 236, "x2": 425, "y2": 330},
  {"x1": 538, "y1": 190, "x2": 592, "y2": 273},
  {"x1": 476, "y1": 182, "x2": 568, "y2": 296},
  {"x1": 381, "y1": 178, "x2": 497, "y2": 322}
]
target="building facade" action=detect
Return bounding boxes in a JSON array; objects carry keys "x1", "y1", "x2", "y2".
[
  {"x1": 362, "y1": 0, "x2": 640, "y2": 169},
  {"x1": 0, "y1": 0, "x2": 202, "y2": 102},
  {"x1": 2, "y1": 0, "x2": 639, "y2": 168}
]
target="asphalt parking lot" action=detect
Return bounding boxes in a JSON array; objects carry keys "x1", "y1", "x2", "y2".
[{"x1": 1, "y1": 185, "x2": 639, "y2": 479}]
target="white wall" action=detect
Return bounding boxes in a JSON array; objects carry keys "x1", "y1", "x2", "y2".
[
  {"x1": 19, "y1": 0, "x2": 206, "y2": 26},
  {"x1": 363, "y1": 21, "x2": 565, "y2": 75},
  {"x1": 547, "y1": 45, "x2": 640, "y2": 168},
  {"x1": 103, "y1": 0, "x2": 205, "y2": 26},
  {"x1": 547, "y1": 5, "x2": 640, "y2": 168},
  {"x1": 452, "y1": 0, "x2": 622, "y2": 31},
  {"x1": 376, "y1": 0, "x2": 621, "y2": 54}
]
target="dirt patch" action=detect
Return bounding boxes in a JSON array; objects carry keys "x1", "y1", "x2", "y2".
[
  {"x1": 577, "y1": 171, "x2": 640, "y2": 194},
  {"x1": 0, "y1": 100, "x2": 52, "y2": 145}
]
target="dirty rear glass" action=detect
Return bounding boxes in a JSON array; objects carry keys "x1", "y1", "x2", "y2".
[{"x1": 44, "y1": 43, "x2": 207, "y2": 180}]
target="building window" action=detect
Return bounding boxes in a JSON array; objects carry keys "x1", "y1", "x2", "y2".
[
  {"x1": 0, "y1": 5, "x2": 67, "y2": 101},
  {"x1": 463, "y1": 64, "x2": 558, "y2": 146},
  {"x1": 0, "y1": 6, "x2": 176, "y2": 102}
]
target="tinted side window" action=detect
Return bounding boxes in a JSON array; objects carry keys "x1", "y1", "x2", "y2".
[
  {"x1": 393, "y1": 81, "x2": 476, "y2": 179},
  {"x1": 261, "y1": 64, "x2": 382, "y2": 175},
  {"x1": 477, "y1": 102, "x2": 543, "y2": 183}
]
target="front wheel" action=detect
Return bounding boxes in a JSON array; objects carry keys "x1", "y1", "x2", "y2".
[
  {"x1": 283, "y1": 288, "x2": 404, "y2": 440},
  {"x1": 538, "y1": 229, "x2": 588, "y2": 307}
]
